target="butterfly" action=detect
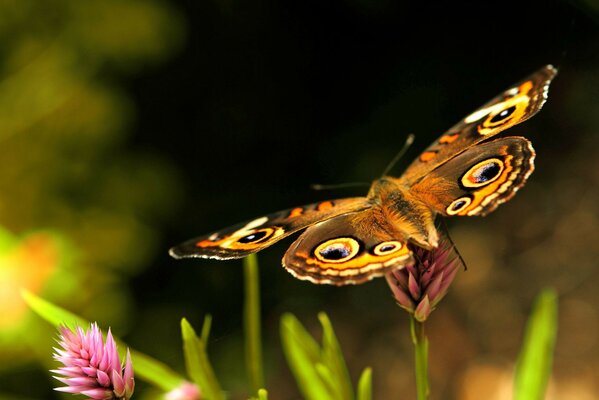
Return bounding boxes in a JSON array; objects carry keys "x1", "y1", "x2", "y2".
[{"x1": 170, "y1": 65, "x2": 557, "y2": 286}]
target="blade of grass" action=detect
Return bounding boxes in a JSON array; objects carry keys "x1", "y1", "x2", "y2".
[
  {"x1": 22, "y1": 289, "x2": 184, "y2": 390},
  {"x1": 280, "y1": 313, "x2": 333, "y2": 400},
  {"x1": 244, "y1": 254, "x2": 264, "y2": 395},
  {"x1": 356, "y1": 367, "x2": 372, "y2": 400},
  {"x1": 200, "y1": 314, "x2": 212, "y2": 345},
  {"x1": 513, "y1": 289, "x2": 558, "y2": 400},
  {"x1": 318, "y1": 312, "x2": 354, "y2": 400},
  {"x1": 181, "y1": 318, "x2": 224, "y2": 400}
]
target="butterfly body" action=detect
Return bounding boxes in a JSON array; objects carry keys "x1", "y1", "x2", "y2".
[
  {"x1": 366, "y1": 177, "x2": 439, "y2": 250},
  {"x1": 171, "y1": 65, "x2": 557, "y2": 286}
]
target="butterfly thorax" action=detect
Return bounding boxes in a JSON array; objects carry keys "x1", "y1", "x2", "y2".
[{"x1": 366, "y1": 178, "x2": 439, "y2": 250}]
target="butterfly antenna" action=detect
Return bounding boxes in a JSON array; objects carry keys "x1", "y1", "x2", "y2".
[
  {"x1": 440, "y1": 218, "x2": 468, "y2": 271},
  {"x1": 380, "y1": 133, "x2": 415, "y2": 178},
  {"x1": 311, "y1": 182, "x2": 370, "y2": 191}
]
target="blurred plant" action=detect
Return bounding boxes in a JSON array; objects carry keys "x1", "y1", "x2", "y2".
[
  {"x1": 181, "y1": 317, "x2": 222, "y2": 400},
  {"x1": 0, "y1": 0, "x2": 185, "y2": 372},
  {"x1": 23, "y1": 252, "x2": 558, "y2": 399},
  {"x1": 280, "y1": 312, "x2": 372, "y2": 400},
  {"x1": 52, "y1": 323, "x2": 134, "y2": 400},
  {"x1": 165, "y1": 381, "x2": 202, "y2": 400},
  {"x1": 0, "y1": 227, "x2": 83, "y2": 373},
  {"x1": 514, "y1": 289, "x2": 558, "y2": 400}
]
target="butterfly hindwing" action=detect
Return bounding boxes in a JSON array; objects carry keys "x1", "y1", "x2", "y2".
[
  {"x1": 409, "y1": 137, "x2": 535, "y2": 217},
  {"x1": 402, "y1": 65, "x2": 556, "y2": 183},
  {"x1": 283, "y1": 210, "x2": 413, "y2": 286},
  {"x1": 169, "y1": 198, "x2": 370, "y2": 260}
]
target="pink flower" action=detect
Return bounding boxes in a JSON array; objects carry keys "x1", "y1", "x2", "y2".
[
  {"x1": 165, "y1": 382, "x2": 202, "y2": 400},
  {"x1": 52, "y1": 323, "x2": 135, "y2": 400},
  {"x1": 385, "y1": 236, "x2": 461, "y2": 321}
]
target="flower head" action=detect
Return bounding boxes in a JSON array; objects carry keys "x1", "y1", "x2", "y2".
[
  {"x1": 165, "y1": 381, "x2": 202, "y2": 400},
  {"x1": 52, "y1": 323, "x2": 135, "y2": 400},
  {"x1": 385, "y1": 236, "x2": 461, "y2": 321}
]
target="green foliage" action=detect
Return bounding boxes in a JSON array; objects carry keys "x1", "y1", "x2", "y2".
[
  {"x1": 280, "y1": 312, "x2": 372, "y2": 400},
  {"x1": 0, "y1": 0, "x2": 186, "y2": 371},
  {"x1": 181, "y1": 317, "x2": 225, "y2": 400},
  {"x1": 22, "y1": 290, "x2": 185, "y2": 391},
  {"x1": 258, "y1": 388, "x2": 269, "y2": 400},
  {"x1": 249, "y1": 388, "x2": 269, "y2": 400},
  {"x1": 513, "y1": 289, "x2": 559, "y2": 400},
  {"x1": 356, "y1": 368, "x2": 372, "y2": 400}
]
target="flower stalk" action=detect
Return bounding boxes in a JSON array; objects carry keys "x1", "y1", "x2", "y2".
[
  {"x1": 244, "y1": 254, "x2": 264, "y2": 395},
  {"x1": 410, "y1": 317, "x2": 429, "y2": 400}
]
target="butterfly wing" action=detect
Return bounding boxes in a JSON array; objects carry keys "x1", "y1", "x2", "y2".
[
  {"x1": 169, "y1": 198, "x2": 370, "y2": 260},
  {"x1": 401, "y1": 65, "x2": 557, "y2": 184},
  {"x1": 409, "y1": 137, "x2": 534, "y2": 216},
  {"x1": 283, "y1": 209, "x2": 413, "y2": 285}
]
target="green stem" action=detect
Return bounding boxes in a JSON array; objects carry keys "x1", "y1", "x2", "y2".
[
  {"x1": 410, "y1": 317, "x2": 429, "y2": 400},
  {"x1": 244, "y1": 254, "x2": 264, "y2": 395}
]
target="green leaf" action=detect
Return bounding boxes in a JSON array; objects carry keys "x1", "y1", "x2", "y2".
[
  {"x1": 22, "y1": 288, "x2": 88, "y2": 329},
  {"x1": 356, "y1": 368, "x2": 372, "y2": 400},
  {"x1": 513, "y1": 289, "x2": 558, "y2": 400},
  {"x1": 280, "y1": 313, "x2": 333, "y2": 400},
  {"x1": 22, "y1": 289, "x2": 184, "y2": 391},
  {"x1": 200, "y1": 314, "x2": 212, "y2": 345},
  {"x1": 319, "y1": 312, "x2": 354, "y2": 400},
  {"x1": 281, "y1": 312, "x2": 368, "y2": 400},
  {"x1": 181, "y1": 318, "x2": 224, "y2": 400}
]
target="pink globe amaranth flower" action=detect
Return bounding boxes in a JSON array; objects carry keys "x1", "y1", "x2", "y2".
[
  {"x1": 52, "y1": 323, "x2": 135, "y2": 400},
  {"x1": 165, "y1": 382, "x2": 202, "y2": 400},
  {"x1": 385, "y1": 236, "x2": 461, "y2": 322}
]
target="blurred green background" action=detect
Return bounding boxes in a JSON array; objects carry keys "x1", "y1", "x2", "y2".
[{"x1": 0, "y1": 0, "x2": 598, "y2": 399}]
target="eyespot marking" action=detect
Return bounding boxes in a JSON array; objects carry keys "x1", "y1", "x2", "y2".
[
  {"x1": 372, "y1": 241, "x2": 403, "y2": 256},
  {"x1": 488, "y1": 105, "x2": 516, "y2": 124},
  {"x1": 419, "y1": 151, "x2": 438, "y2": 162},
  {"x1": 446, "y1": 196, "x2": 473, "y2": 215},
  {"x1": 477, "y1": 96, "x2": 530, "y2": 135},
  {"x1": 236, "y1": 228, "x2": 275, "y2": 244},
  {"x1": 461, "y1": 158, "x2": 505, "y2": 188},
  {"x1": 314, "y1": 237, "x2": 361, "y2": 263}
]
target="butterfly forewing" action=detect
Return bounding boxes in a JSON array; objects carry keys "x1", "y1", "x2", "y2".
[
  {"x1": 169, "y1": 198, "x2": 370, "y2": 260},
  {"x1": 401, "y1": 65, "x2": 556, "y2": 184}
]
